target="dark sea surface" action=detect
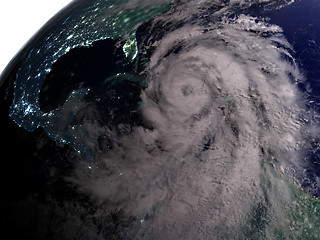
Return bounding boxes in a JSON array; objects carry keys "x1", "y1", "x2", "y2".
[{"x1": 265, "y1": 0, "x2": 320, "y2": 197}]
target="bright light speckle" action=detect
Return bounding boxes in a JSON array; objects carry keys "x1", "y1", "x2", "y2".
[
  {"x1": 24, "y1": 105, "x2": 33, "y2": 114},
  {"x1": 66, "y1": 34, "x2": 74, "y2": 40}
]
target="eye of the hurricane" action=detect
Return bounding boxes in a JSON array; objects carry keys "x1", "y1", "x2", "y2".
[
  {"x1": 181, "y1": 85, "x2": 194, "y2": 96},
  {"x1": 150, "y1": 57, "x2": 215, "y2": 122},
  {"x1": 167, "y1": 74, "x2": 209, "y2": 111}
]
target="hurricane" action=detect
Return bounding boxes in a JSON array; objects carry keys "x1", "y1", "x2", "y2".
[
  {"x1": 5, "y1": 0, "x2": 320, "y2": 239},
  {"x1": 67, "y1": 1, "x2": 320, "y2": 239}
]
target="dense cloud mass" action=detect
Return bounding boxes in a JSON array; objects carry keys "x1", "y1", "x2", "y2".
[{"x1": 67, "y1": 1, "x2": 317, "y2": 239}]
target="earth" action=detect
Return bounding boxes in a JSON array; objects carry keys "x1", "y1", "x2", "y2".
[{"x1": 1, "y1": 0, "x2": 320, "y2": 239}]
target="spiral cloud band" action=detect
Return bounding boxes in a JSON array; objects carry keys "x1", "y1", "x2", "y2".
[{"x1": 70, "y1": 1, "x2": 318, "y2": 239}]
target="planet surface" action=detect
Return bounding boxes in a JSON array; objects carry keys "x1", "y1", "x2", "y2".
[{"x1": 1, "y1": 0, "x2": 320, "y2": 239}]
